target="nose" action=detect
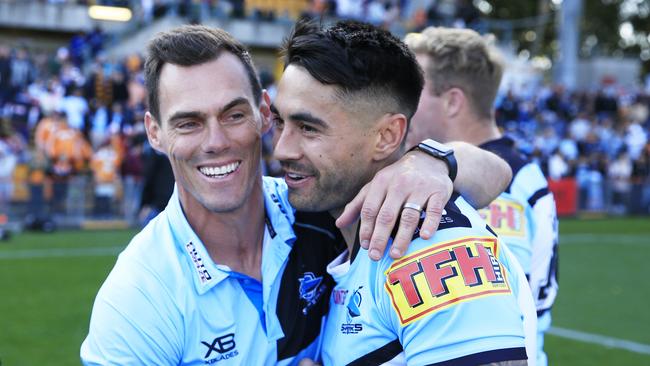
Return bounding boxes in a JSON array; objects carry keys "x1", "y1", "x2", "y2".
[
  {"x1": 272, "y1": 123, "x2": 302, "y2": 162},
  {"x1": 202, "y1": 118, "x2": 230, "y2": 154}
]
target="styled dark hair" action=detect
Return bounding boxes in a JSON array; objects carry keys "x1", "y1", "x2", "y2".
[
  {"x1": 281, "y1": 19, "x2": 424, "y2": 120},
  {"x1": 145, "y1": 25, "x2": 262, "y2": 122}
]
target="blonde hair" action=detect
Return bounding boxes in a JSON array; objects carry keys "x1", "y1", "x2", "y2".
[{"x1": 405, "y1": 27, "x2": 504, "y2": 120}]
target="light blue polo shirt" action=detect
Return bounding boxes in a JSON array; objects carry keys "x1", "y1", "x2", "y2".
[{"x1": 81, "y1": 177, "x2": 321, "y2": 365}]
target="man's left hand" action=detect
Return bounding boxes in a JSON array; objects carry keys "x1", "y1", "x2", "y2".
[{"x1": 336, "y1": 150, "x2": 452, "y2": 261}]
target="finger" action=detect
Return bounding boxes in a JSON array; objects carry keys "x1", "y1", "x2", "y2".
[
  {"x1": 366, "y1": 190, "x2": 406, "y2": 261},
  {"x1": 336, "y1": 183, "x2": 369, "y2": 229},
  {"x1": 419, "y1": 192, "x2": 445, "y2": 239},
  {"x1": 390, "y1": 199, "x2": 425, "y2": 259},
  {"x1": 357, "y1": 181, "x2": 390, "y2": 252}
]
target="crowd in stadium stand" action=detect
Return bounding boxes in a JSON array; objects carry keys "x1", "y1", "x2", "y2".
[
  {"x1": 495, "y1": 84, "x2": 650, "y2": 215},
  {"x1": 0, "y1": 0, "x2": 649, "y2": 225},
  {"x1": 32, "y1": 0, "x2": 483, "y2": 35},
  {"x1": 0, "y1": 35, "x2": 154, "y2": 225}
]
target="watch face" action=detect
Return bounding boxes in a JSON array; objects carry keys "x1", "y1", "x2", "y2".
[{"x1": 421, "y1": 139, "x2": 452, "y2": 155}]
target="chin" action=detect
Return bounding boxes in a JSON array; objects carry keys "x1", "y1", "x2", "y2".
[{"x1": 288, "y1": 192, "x2": 325, "y2": 212}]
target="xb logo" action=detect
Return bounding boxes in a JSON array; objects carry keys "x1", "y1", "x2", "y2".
[{"x1": 201, "y1": 333, "x2": 236, "y2": 359}]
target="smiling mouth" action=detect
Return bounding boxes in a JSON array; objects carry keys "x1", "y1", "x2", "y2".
[
  {"x1": 199, "y1": 161, "x2": 241, "y2": 178},
  {"x1": 286, "y1": 172, "x2": 308, "y2": 181}
]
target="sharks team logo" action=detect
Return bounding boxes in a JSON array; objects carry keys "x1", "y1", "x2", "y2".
[
  {"x1": 346, "y1": 286, "x2": 363, "y2": 320},
  {"x1": 341, "y1": 286, "x2": 364, "y2": 334},
  {"x1": 298, "y1": 272, "x2": 326, "y2": 315}
]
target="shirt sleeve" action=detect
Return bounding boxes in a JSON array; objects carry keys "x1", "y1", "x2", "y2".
[
  {"x1": 375, "y1": 235, "x2": 528, "y2": 365},
  {"x1": 80, "y1": 262, "x2": 183, "y2": 365},
  {"x1": 528, "y1": 190, "x2": 559, "y2": 311}
]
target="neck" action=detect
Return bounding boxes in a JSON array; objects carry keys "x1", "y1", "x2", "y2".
[
  {"x1": 329, "y1": 157, "x2": 399, "y2": 258},
  {"x1": 181, "y1": 179, "x2": 266, "y2": 280},
  {"x1": 447, "y1": 115, "x2": 501, "y2": 146}
]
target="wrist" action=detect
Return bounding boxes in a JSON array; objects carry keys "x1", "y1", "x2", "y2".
[{"x1": 408, "y1": 139, "x2": 457, "y2": 182}]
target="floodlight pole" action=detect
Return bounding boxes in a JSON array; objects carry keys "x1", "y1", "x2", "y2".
[{"x1": 555, "y1": 0, "x2": 583, "y2": 91}]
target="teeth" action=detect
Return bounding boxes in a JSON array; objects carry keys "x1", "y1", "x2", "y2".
[
  {"x1": 200, "y1": 162, "x2": 239, "y2": 177},
  {"x1": 287, "y1": 173, "x2": 305, "y2": 179}
]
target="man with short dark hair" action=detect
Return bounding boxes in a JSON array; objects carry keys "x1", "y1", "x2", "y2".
[
  {"x1": 273, "y1": 20, "x2": 535, "y2": 365},
  {"x1": 81, "y1": 24, "x2": 514, "y2": 365}
]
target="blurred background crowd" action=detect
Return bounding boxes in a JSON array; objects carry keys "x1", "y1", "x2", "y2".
[{"x1": 0, "y1": 0, "x2": 649, "y2": 232}]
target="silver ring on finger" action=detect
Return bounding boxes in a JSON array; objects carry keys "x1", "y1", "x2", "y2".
[{"x1": 403, "y1": 202, "x2": 423, "y2": 213}]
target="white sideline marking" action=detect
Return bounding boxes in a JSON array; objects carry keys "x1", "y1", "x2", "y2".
[
  {"x1": 549, "y1": 327, "x2": 650, "y2": 355},
  {"x1": 0, "y1": 246, "x2": 124, "y2": 259},
  {"x1": 560, "y1": 234, "x2": 649, "y2": 246}
]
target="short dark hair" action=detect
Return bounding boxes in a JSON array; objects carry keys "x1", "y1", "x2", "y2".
[
  {"x1": 281, "y1": 19, "x2": 423, "y2": 121},
  {"x1": 145, "y1": 25, "x2": 262, "y2": 122}
]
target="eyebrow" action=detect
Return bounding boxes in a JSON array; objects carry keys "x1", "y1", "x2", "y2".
[
  {"x1": 167, "y1": 97, "x2": 251, "y2": 124},
  {"x1": 270, "y1": 104, "x2": 328, "y2": 129}
]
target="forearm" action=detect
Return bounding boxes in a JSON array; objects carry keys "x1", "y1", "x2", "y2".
[{"x1": 448, "y1": 141, "x2": 512, "y2": 208}]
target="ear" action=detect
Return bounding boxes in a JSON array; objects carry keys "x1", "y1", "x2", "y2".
[
  {"x1": 259, "y1": 90, "x2": 273, "y2": 134},
  {"x1": 443, "y1": 87, "x2": 465, "y2": 119},
  {"x1": 372, "y1": 113, "x2": 408, "y2": 161},
  {"x1": 144, "y1": 111, "x2": 164, "y2": 153}
]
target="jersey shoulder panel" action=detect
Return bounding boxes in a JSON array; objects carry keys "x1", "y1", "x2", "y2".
[
  {"x1": 511, "y1": 162, "x2": 551, "y2": 206},
  {"x1": 480, "y1": 136, "x2": 528, "y2": 181}
]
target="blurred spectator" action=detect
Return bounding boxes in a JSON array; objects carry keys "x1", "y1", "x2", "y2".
[
  {"x1": 0, "y1": 121, "x2": 18, "y2": 216},
  {"x1": 26, "y1": 148, "x2": 49, "y2": 223},
  {"x1": 90, "y1": 139, "x2": 121, "y2": 217},
  {"x1": 548, "y1": 148, "x2": 569, "y2": 181},
  {"x1": 87, "y1": 26, "x2": 105, "y2": 59},
  {"x1": 10, "y1": 48, "x2": 34, "y2": 95},
  {"x1": 121, "y1": 134, "x2": 144, "y2": 224},
  {"x1": 630, "y1": 144, "x2": 650, "y2": 214},
  {"x1": 60, "y1": 87, "x2": 88, "y2": 130},
  {"x1": 139, "y1": 143, "x2": 174, "y2": 226},
  {"x1": 608, "y1": 149, "x2": 633, "y2": 215},
  {"x1": 625, "y1": 122, "x2": 648, "y2": 160},
  {"x1": 0, "y1": 46, "x2": 11, "y2": 106},
  {"x1": 496, "y1": 90, "x2": 520, "y2": 126}
]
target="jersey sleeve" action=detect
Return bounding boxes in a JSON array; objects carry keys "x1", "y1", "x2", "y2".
[
  {"x1": 80, "y1": 260, "x2": 183, "y2": 365},
  {"x1": 375, "y1": 235, "x2": 528, "y2": 365},
  {"x1": 528, "y1": 189, "x2": 559, "y2": 312}
]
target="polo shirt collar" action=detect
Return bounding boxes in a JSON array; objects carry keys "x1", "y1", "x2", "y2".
[{"x1": 168, "y1": 179, "x2": 297, "y2": 296}]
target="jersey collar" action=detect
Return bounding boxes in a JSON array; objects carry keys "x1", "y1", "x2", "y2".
[{"x1": 167, "y1": 178, "x2": 297, "y2": 296}]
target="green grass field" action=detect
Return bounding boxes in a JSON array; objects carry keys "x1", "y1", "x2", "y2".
[{"x1": 0, "y1": 218, "x2": 648, "y2": 365}]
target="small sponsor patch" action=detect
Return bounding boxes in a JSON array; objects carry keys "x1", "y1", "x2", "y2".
[
  {"x1": 479, "y1": 197, "x2": 527, "y2": 237},
  {"x1": 384, "y1": 237, "x2": 511, "y2": 325},
  {"x1": 185, "y1": 241, "x2": 213, "y2": 284}
]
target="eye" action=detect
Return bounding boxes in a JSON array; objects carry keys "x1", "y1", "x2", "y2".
[
  {"x1": 300, "y1": 123, "x2": 317, "y2": 134},
  {"x1": 223, "y1": 111, "x2": 246, "y2": 124},
  {"x1": 177, "y1": 120, "x2": 199, "y2": 130},
  {"x1": 272, "y1": 115, "x2": 284, "y2": 130}
]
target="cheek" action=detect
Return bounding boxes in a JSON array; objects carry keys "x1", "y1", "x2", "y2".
[{"x1": 166, "y1": 135, "x2": 194, "y2": 162}]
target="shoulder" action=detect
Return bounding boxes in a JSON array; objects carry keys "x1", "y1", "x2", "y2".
[
  {"x1": 98, "y1": 214, "x2": 186, "y2": 313},
  {"x1": 82, "y1": 214, "x2": 186, "y2": 363},
  {"x1": 480, "y1": 136, "x2": 528, "y2": 179},
  {"x1": 511, "y1": 162, "x2": 551, "y2": 206}
]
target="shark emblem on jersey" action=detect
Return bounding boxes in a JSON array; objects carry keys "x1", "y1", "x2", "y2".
[
  {"x1": 342, "y1": 286, "x2": 364, "y2": 334},
  {"x1": 346, "y1": 286, "x2": 363, "y2": 319},
  {"x1": 298, "y1": 272, "x2": 326, "y2": 315}
]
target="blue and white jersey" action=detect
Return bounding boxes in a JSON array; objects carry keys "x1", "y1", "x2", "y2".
[
  {"x1": 81, "y1": 177, "x2": 342, "y2": 366},
  {"x1": 479, "y1": 136, "x2": 559, "y2": 314},
  {"x1": 321, "y1": 194, "x2": 532, "y2": 366}
]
